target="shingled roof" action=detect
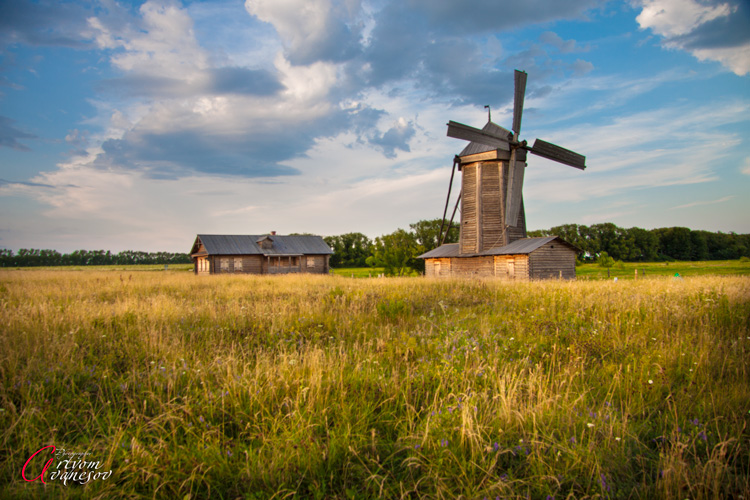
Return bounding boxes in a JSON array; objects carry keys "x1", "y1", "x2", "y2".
[
  {"x1": 418, "y1": 236, "x2": 579, "y2": 259},
  {"x1": 459, "y1": 121, "x2": 513, "y2": 157},
  {"x1": 191, "y1": 234, "x2": 333, "y2": 257}
]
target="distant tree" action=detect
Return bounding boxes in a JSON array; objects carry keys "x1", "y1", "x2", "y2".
[
  {"x1": 409, "y1": 218, "x2": 459, "y2": 252},
  {"x1": 626, "y1": 227, "x2": 659, "y2": 261},
  {"x1": 324, "y1": 232, "x2": 372, "y2": 268},
  {"x1": 597, "y1": 251, "x2": 615, "y2": 269},
  {"x1": 372, "y1": 229, "x2": 419, "y2": 276},
  {"x1": 654, "y1": 227, "x2": 693, "y2": 260}
]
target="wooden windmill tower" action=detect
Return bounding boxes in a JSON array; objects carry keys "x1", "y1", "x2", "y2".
[{"x1": 421, "y1": 70, "x2": 586, "y2": 280}]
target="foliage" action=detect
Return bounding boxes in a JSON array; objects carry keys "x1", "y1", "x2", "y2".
[
  {"x1": 0, "y1": 248, "x2": 190, "y2": 267},
  {"x1": 597, "y1": 251, "x2": 616, "y2": 269},
  {"x1": 1, "y1": 270, "x2": 749, "y2": 499},
  {"x1": 409, "y1": 218, "x2": 459, "y2": 251},
  {"x1": 323, "y1": 232, "x2": 372, "y2": 268},
  {"x1": 371, "y1": 229, "x2": 419, "y2": 276},
  {"x1": 530, "y1": 223, "x2": 749, "y2": 262}
]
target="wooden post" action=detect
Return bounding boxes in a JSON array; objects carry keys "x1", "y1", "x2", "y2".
[{"x1": 635, "y1": 269, "x2": 638, "y2": 280}]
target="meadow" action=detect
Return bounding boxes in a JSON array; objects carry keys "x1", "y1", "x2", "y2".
[{"x1": 1, "y1": 270, "x2": 748, "y2": 499}]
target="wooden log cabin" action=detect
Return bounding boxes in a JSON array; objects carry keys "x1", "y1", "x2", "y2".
[
  {"x1": 420, "y1": 235, "x2": 579, "y2": 280},
  {"x1": 190, "y1": 233, "x2": 333, "y2": 275}
]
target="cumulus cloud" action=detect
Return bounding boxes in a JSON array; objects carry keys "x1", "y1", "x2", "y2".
[
  {"x1": 244, "y1": 0, "x2": 363, "y2": 64},
  {"x1": 82, "y1": 0, "x2": 385, "y2": 177},
  {"x1": 635, "y1": 0, "x2": 750, "y2": 75}
]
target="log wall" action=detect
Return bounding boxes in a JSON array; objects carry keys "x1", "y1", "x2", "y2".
[
  {"x1": 528, "y1": 242, "x2": 576, "y2": 279},
  {"x1": 460, "y1": 165, "x2": 478, "y2": 254},
  {"x1": 493, "y1": 255, "x2": 529, "y2": 281}
]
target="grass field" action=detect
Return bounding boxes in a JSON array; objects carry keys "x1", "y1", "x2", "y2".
[{"x1": 1, "y1": 270, "x2": 749, "y2": 499}]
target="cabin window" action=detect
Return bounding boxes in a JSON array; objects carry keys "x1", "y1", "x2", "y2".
[
  {"x1": 306, "y1": 256, "x2": 316, "y2": 268},
  {"x1": 221, "y1": 258, "x2": 229, "y2": 271},
  {"x1": 234, "y1": 257, "x2": 243, "y2": 271}
]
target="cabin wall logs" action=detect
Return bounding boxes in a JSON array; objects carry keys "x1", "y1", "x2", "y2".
[
  {"x1": 528, "y1": 242, "x2": 576, "y2": 279},
  {"x1": 196, "y1": 254, "x2": 329, "y2": 275}
]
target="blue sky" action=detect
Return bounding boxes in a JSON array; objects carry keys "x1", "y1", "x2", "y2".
[{"x1": 1, "y1": 0, "x2": 748, "y2": 253}]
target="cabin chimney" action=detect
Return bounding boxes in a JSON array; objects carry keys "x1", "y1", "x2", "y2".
[{"x1": 271, "y1": 231, "x2": 276, "y2": 235}]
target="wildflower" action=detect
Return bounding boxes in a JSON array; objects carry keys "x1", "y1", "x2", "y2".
[
  {"x1": 698, "y1": 431, "x2": 707, "y2": 442},
  {"x1": 199, "y1": 416, "x2": 204, "y2": 423},
  {"x1": 600, "y1": 473, "x2": 611, "y2": 493},
  {"x1": 587, "y1": 423, "x2": 595, "y2": 428},
  {"x1": 648, "y1": 380, "x2": 653, "y2": 384},
  {"x1": 493, "y1": 442, "x2": 499, "y2": 452},
  {"x1": 615, "y1": 437, "x2": 621, "y2": 441}
]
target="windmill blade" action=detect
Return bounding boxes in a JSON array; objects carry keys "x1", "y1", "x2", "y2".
[
  {"x1": 529, "y1": 139, "x2": 586, "y2": 170},
  {"x1": 447, "y1": 121, "x2": 511, "y2": 151},
  {"x1": 512, "y1": 70, "x2": 527, "y2": 136},
  {"x1": 505, "y1": 156, "x2": 525, "y2": 227}
]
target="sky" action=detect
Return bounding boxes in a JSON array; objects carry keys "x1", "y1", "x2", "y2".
[{"x1": 0, "y1": 0, "x2": 748, "y2": 253}]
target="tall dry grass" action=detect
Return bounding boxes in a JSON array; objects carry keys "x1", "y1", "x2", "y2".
[{"x1": 0, "y1": 270, "x2": 748, "y2": 498}]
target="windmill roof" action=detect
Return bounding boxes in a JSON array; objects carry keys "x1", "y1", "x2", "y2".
[
  {"x1": 459, "y1": 121, "x2": 512, "y2": 157},
  {"x1": 418, "y1": 236, "x2": 579, "y2": 259},
  {"x1": 191, "y1": 234, "x2": 333, "y2": 256}
]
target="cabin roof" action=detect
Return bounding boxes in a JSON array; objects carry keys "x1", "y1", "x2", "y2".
[
  {"x1": 191, "y1": 234, "x2": 333, "y2": 256},
  {"x1": 418, "y1": 236, "x2": 579, "y2": 259}
]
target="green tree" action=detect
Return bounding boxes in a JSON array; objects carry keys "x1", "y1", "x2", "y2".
[
  {"x1": 372, "y1": 229, "x2": 419, "y2": 276},
  {"x1": 597, "y1": 251, "x2": 615, "y2": 269},
  {"x1": 409, "y1": 218, "x2": 459, "y2": 252},
  {"x1": 324, "y1": 232, "x2": 372, "y2": 267}
]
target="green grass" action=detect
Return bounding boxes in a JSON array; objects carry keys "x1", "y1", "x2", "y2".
[
  {"x1": 577, "y1": 259, "x2": 750, "y2": 279},
  {"x1": 1, "y1": 271, "x2": 749, "y2": 499},
  {"x1": 331, "y1": 267, "x2": 391, "y2": 277}
]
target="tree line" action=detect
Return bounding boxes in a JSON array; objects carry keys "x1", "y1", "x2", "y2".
[
  {"x1": 2, "y1": 222, "x2": 747, "y2": 271},
  {"x1": 528, "y1": 223, "x2": 750, "y2": 262},
  {"x1": 0, "y1": 249, "x2": 191, "y2": 267},
  {"x1": 325, "y1": 221, "x2": 750, "y2": 275}
]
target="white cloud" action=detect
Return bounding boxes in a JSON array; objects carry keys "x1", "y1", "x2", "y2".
[
  {"x1": 635, "y1": 0, "x2": 750, "y2": 76},
  {"x1": 741, "y1": 157, "x2": 750, "y2": 175},
  {"x1": 244, "y1": 0, "x2": 363, "y2": 64},
  {"x1": 89, "y1": 1, "x2": 208, "y2": 77},
  {"x1": 636, "y1": 0, "x2": 732, "y2": 37}
]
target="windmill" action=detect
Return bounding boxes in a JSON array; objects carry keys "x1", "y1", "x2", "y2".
[{"x1": 438, "y1": 70, "x2": 586, "y2": 255}]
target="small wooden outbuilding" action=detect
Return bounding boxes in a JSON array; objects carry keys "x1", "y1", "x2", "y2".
[
  {"x1": 420, "y1": 236, "x2": 578, "y2": 280},
  {"x1": 190, "y1": 234, "x2": 333, "y2": 275}
]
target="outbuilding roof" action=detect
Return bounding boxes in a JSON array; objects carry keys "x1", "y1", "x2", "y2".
[
  {"x1": 191, "y1": 234, "x2": 333, "y2": 257},
  {"x1": 418, "y1": 236, "x2": 579, "y2": 259}
]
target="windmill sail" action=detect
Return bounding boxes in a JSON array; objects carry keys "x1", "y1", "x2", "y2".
[
  {"x1": 505, "y1": 159, "x2": 525, "y2": 227},
  {"x1": 447, "y1": 121, "x2": 511, "y2": 151},
  {"x1": 529, "y1": 139, "x2": 586, "y2": 170},
  {"x1": 512, "y1": 70, "x2": 527, "y2": 136}
]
